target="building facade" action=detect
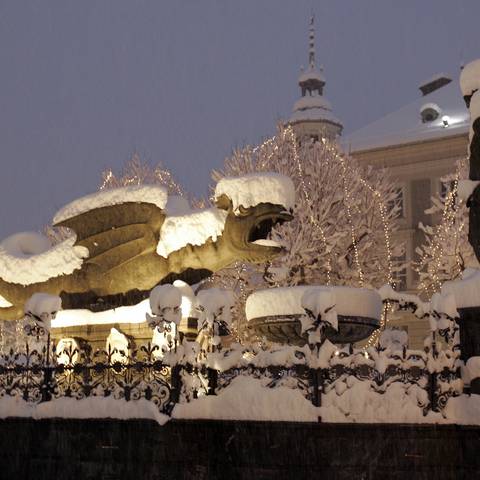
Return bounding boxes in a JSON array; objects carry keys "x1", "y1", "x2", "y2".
[
  {"x1": 344, "y1": 75, "x2": 470, "y2": 347},
  {"x1": 287, "y1": 19, "x2": 471, "y2": 348}
]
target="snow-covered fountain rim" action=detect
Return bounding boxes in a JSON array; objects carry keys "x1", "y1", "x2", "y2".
[{"x1": 245, "y1": 286, "x2": 382, "y2": 322}]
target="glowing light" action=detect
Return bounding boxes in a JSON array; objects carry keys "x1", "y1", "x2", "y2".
[
  {"x1": 52, "y1": 300, "x2": 150, "y2": 328},
  {"x1": 56, "y1": 338, "x2": 79, "y2": 365}
]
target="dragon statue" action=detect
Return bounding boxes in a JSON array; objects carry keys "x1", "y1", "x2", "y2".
[{"x1": 0, "y1": 173, "x2": 294, "y2": 320}]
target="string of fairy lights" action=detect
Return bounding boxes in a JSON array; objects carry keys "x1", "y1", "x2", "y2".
[
  {"x1": 214, "y1": 125, "x2": 397, "y2": 347},
  {"x1": 416, "y1": 157, "x2": 466, "y2": 297},
  {"x1": 272, "y1": 126, "x2": 395, "y2": 348},
  {"x1": 100, "y1": 153, "x2": 185, "y2": 195},
  {"x1": 284, "y1": 127, "x2": 333, "y2": 285},
  {"x1": 338, "y1": 152, "x2": 365, "y2": 287}
]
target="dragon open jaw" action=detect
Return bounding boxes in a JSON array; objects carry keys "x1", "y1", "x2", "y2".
[{"x1": 246, "y1": 210, "x2": 293, "y2": 252}]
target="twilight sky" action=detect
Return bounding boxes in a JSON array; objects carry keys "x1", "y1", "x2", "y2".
[{"x1": 0, "y1": 0, "x2": 479, "y2": 239}]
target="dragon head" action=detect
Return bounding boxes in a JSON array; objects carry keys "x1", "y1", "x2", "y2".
[{"x1": 216, "y1": 195, "x2": 293, "y2": 264}]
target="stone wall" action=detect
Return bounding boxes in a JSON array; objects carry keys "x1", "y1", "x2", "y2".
[{"x1": 0, "y1": 418, "x2": 478, "y2": 479}]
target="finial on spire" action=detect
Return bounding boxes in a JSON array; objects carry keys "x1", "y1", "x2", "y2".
[{"x1": 308, "y1": 14, "x2": 315, "y2": 70}]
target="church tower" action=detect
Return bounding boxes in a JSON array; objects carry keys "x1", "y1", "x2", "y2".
[{"x1": 289, "y1": 16, "x2": 343, "y2": 140}]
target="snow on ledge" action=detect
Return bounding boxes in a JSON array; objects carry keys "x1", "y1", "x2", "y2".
[
  {"x1": 2, "y1": 385, "x2": 480, "y2": 425},
  {"x1": 246, "y1": 286, "x2": 382, "y2": 321},
  {"x1": 52, "y1": 299, "x2": 150, "y2": 328},
  {"x1": 0, "y1": 235, "x2": 88, "y2": 286},
  {"x1": 156, "y1": 208, "x2": 228, "y2": 258},
  {"x1": 172, "y1": 376, "x2": 319, "y2": 422},
  {"x1": 0, "y1": 396, "x2": 169, "y2": 425},
  {"x1": 214, "y1": 173, "x2": 295, "y2": 213},
  {"x1": 54, "y1": 185, "x2": 168, "y2": 224}
]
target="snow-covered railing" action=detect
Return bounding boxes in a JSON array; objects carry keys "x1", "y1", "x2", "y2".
[
  {"x1": 0, "y1": 340, "x2": 181, "y2": 416},
  {"x1": 202, "y1": 342, "x2": 461, "y2": 415},
  {"x1": 0, "y1": 335, "x2": 462, "y2": 419}
]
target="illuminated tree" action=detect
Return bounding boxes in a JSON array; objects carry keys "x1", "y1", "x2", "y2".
[
  {"x1": 211, "y1": 125, "x2": 403, "y2": 339},
  {"x1": 100, "y1": 152, "x2": 185, "y2": 196},
  {"x1": 414, "y1": 158, "x2": 478, "y2": 298}
]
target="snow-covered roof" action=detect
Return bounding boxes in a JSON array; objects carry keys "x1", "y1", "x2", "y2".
[
  {"x1": 343, "y1": 80, "x2": 470, "y2": 152},
  {"x1": 293, "y1": 95, "x2": 332, "y2": 112},
  {"x1": 290, "y1": 105, "x2": 343, "y2": 126}
]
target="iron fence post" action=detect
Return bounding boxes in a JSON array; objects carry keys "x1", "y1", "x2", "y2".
[
  {"x1": 41, "y1": 334, "x2": 53, "y2": 403},
  {"x1": 207, "y1": 367, "x2": 218, "y2": 395},
  {"x1": 310, "y1": 368, "x2": 325, "y2": 408},
  {"x1": 170, "y1": 364, "x2": 182, "y2": 404}
]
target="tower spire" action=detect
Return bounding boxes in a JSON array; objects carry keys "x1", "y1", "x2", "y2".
[
  {"x1": 288, "y1": 15, "x2": 343, "y2": 138},
  {"x1": 308, "y1": 14, "x2": 315, "y2": 70}
]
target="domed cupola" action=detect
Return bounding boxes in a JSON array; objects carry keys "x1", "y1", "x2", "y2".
[{"x1": 289, "y1": 16, "x2": 343, "y2": 140}]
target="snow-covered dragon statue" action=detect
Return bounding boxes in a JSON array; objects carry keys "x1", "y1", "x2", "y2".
[{"x1": 0, "y1": 173, "x2": 294, "y2": 320}]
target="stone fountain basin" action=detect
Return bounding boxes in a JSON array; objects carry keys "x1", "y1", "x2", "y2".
[{"x1": 246, "y1": 286, "x2": 382, "y2": 345}]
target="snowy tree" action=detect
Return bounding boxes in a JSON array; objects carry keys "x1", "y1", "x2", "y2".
[
  {"x1": 414, "y1": 158, "x2": 478, "y2": 298},
  {"x1": 211, "y1": 125, "x2": 403, "y2": 339},
  {"x1": 100, "y1": 152, "x2": 185, "y2": 196}
]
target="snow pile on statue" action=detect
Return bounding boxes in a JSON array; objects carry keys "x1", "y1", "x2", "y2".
[{"x1": 0, "y1": 173, "x2": 294, "y2": 320}]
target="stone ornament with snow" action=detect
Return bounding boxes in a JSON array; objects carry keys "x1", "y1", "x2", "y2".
[
  {"x1": 300, "y1": 289, "x2": 338, "y2": 346},
  {"x1": 23, "y1": 292, "x2": 62, "y2": 338},
  {"x1": 56, "y1": 337, "x2": 80, "y2": 366},
  {"x1": 196, "y1": 288, "x2": 235, "y2": 351},
  {"x1": 106, "y1": 327, "x2": 130, "y2": 364},
  {"x1": 379, "y1": 328, "x2": 408, "y2": 353},
  {"x1": 148, "y1": 284, "x2": 182, "y2": 355},
  {"x1": 148, "y1": 284, "x2": 182, "y2": 328},
  {"x1": 0, "y1": 173, "x2": 294, "y2": 321}
]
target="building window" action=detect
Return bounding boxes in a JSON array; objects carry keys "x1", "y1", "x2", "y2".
[
  {"x1": 391, "y1": 252, "x2": 407, "y2": 291},
  {"x1": 387, "y1": 186, "x2": 405, "y2": 218}
]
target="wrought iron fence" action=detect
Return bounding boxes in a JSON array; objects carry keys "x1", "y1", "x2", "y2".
[
  {"x1": 0, "y1": 338, "x2": 462, "y2": 418},
  {"x1": 0, "y1": 341, "x2": 180, "y2": 415},
  {"x1": 208, "y1": 347, "x2": 461, "y2": 413}
]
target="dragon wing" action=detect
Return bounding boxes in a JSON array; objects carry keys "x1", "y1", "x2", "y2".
[{"x1": 54, "y1": 202, "x2": 165, "y2": 273}]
